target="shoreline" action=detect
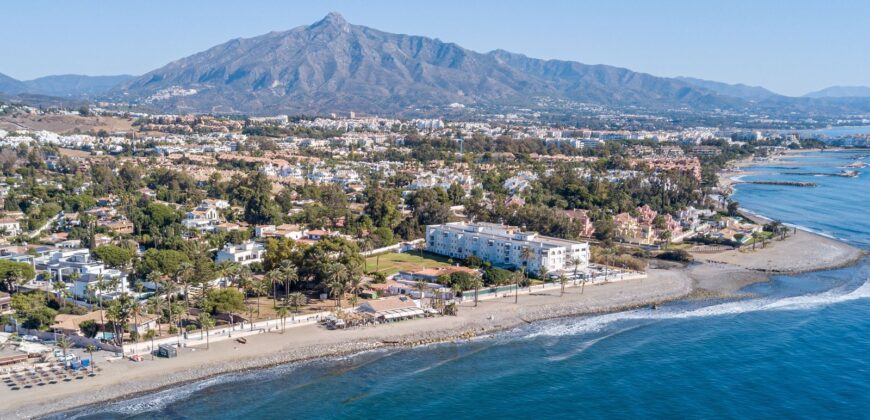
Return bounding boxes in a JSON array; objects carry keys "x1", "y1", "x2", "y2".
[
  {"x1": 4, "y1": 150, "x2": 867, "y2": 419},
  {"x1": 10, "y1": 270, "x2": 694, "y2": 419}
]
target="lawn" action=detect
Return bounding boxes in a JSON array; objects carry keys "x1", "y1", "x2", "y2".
[{"x1": 365, "y1": 251, "x2": 453, "y2": 275}]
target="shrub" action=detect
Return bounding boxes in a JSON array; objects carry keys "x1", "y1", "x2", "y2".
[{"x1": 657, "y1": 249, "x2": 693, "y2": 262}]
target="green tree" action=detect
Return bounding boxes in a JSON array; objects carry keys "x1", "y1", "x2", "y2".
[
  {"x1": 243, "y1": 172, "x2": 282, "y2": 225},
  {"x1": 204, "y1": 288, "x2": 246, "y2": 331},
  {"x1": 85, "y1": 344, "x2": 97, "y2": 373},
  {"x1": 12, "y1": 292, "x2": 57, "y2": 330},
  {"x1": 93, "y1": 245, "x2": 134, "y2": 270},
  {"x1": 287, "y1": 292, "x2": 306, "y2": 320},
  {"x1": 0, "y1": 260, "x2": 36, "y2": 292},
  {"x1": 275, "y1": 306, "x2": 289, "y2": 333},
  {"x1": 198, "y1": 311, "x2": 215, "y2": 349},
  {"x1": 79, "y1": 320, "x2": 99, "y2": 338}
]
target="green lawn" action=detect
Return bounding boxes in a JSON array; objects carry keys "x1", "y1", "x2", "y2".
[{"x1": 365, "y1": 251, "x2": 453, "y2": 275}]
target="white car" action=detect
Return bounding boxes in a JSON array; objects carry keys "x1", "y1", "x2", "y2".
[{"x1": 21, "y1": 335, "x2": 40, "y2": 342}]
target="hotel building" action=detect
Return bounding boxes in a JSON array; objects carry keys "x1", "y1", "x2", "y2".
[{"x1": 425, "y1": 222, "x2": 589, "y2": 275}]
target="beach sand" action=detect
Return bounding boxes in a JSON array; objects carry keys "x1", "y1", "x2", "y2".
[{"x1": 694, "y1": 229, "x2": 865, "y2": 274}]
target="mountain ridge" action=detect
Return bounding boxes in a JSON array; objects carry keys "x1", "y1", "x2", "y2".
[
  {"x1": 676, "y1": 77, "x2": 780, "y2": 101},
  {"x1": 804, "y1": 85, "x2": 870, "y2": 98},
  {"x1": 0, "y1": 73, "x2": 133, "y2": 98},
  {"x1": 114, "y1": 13, "x2": 738, "y2": 114}
]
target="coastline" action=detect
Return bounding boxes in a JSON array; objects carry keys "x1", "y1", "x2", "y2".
[
  {"x1": 4, "y1": 150, "x2": 867, "y2": 419},
  {"x1": 9, "y1": 270, "x2": 694, "y2": 419}
]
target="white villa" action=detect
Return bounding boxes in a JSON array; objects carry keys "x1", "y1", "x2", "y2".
[
  {"x1": 215, "y1": 241, "x2": 266, "y2": 266},
  {"x1": 425, "y1": 222, "x2": 590, "y2": 275}
]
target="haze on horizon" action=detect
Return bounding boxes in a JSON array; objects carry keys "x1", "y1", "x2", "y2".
[{"x1": 1, "y1": 0, "x2": 867, "y2": 97}]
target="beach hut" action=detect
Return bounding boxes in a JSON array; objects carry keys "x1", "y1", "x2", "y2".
[{"x1": 157, "y1": 344, "x2": 177, "y2": 358}]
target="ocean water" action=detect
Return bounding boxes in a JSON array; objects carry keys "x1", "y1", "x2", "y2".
[{"x1": 55, "y1": 151, "x2": 870, "y2": 419}]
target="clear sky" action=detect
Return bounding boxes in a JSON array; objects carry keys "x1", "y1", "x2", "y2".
[{"x1": 1, "y1": 0, "x2": 867, "y2": 96}]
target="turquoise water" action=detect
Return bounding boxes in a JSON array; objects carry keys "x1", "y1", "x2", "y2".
[{"x1": 54, "y1": 151, "x2": 870, "y2": 419}]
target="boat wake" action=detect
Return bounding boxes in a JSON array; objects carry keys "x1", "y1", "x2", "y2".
[{"x1": 523, "y1": 279, "x2": 870, "y2": 339}]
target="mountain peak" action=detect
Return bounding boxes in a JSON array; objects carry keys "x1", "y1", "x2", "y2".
[
  {"x1": 310, "y1": 12, "x2": 350, "y2": 31},
  {"x1": 115, "y1": 14, "x2": 746, "y2": 115}
]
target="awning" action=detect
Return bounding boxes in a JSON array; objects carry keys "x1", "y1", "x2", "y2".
[{"x1": 378, "y1": 308, "x2": 425, "y2": 320}]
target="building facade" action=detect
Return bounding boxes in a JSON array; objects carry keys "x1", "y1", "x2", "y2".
[
  {"x1": 425, "y1": 222, "x2": 589, "y2": 275},
  {"x1": 215, "y1": 241, "x2": 266, "y2": 266}
]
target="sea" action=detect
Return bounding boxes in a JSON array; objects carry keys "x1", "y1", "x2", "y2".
[{"x1": 52, "y1": 151, "x2": 870, "y2": 419}]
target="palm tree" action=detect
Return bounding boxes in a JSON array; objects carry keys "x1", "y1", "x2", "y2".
[
  {"x1": 145, "y1": 330, "x2": 156, "y2": 359},
  {"x1": 52, "y1": 280, "x2": 68, "y2": 309},
  {"x1": 325, "y1": 263, "x2": 349, "y2": 309},
  {"x1": 279, "y1": 260, "x2": 299, "y2": 302},
  {"x1": 251, "y1": 278, "x2": 268, "y2": 318},
  {"x1": 246, "y1": 303, "x2": 256, "y2": 331},
  {"x1": 57, "y1": 336, "x2": 72, "y2": 368},
  {"x1": 559, "y1": 274, "x2": 568, "y2": 297},
  {"x1": 85, "y1": 344, "x2": 97, "y2": 373},
  {"x1": 174, "y1": 262, "x2": 195, "y2": 314},
  {"x1": 512, "y1": 271, "x2": 523, "y2": 304},
  {"x1": 520, "y1": 246, "x2": 535, "y2": 292},
  {"x1": 106, "y1": 294, "x2": 133, "y2": 352},
  {"x1": 571, "y1": 257, "x2": 582, "y2": 286},
  {"x1": 130, "y1": 301, "x2": 144, "y2": 343},
  {"x1": 198, "y1": 312, "x2": 214, "y2": 349},
  {"x1": 94, "y1": 274, "x2": 108, "y2": 330},
  {"x1": 265, "y1": 268, "x2": 282, "y2": 306},
  {"x1": 287, "y1": 292, "x2": 306, "y2": 321},
  {"x1": 538, "y1": 266, "x2": 549, "y2": 288},
  {"x1": 146, "y1": 295, "x2": 164, "y2": 336},
  {"x1": 275, "y1": 306, "x2": 289, "y2": 333},
  {"x1": 348, "y1": 274, "x2": 365, "y2": 304},
  {"x1": 221, "y1": 262, "x2": 242, "y2": 288},
  {"x1": 469, "y1": 275, "x2": 483, "y2": 307},
  {"x1": 161, "y1": 279, "x2": 178, "y2": 334}
]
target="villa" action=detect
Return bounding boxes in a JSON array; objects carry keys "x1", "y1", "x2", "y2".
[{"x1": 215, "y1": 241, "x2": 266, "y2": 266}]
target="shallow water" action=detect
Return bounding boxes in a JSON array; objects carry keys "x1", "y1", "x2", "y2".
[{"x1": 55, "y1": 151, "x2": 870, "y2": 419}]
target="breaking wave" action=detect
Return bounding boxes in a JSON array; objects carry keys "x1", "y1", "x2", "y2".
[{"x1": 522, "y1": 279, "x2": 870, "y2": 339}]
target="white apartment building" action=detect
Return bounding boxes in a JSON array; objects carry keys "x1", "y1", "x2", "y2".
[
  {"x1": 215, "y1": 241, "x2": 266, "y2": 266},
  {"x1": 425, "y1": 222, "x2": 589, "y2": 275}
]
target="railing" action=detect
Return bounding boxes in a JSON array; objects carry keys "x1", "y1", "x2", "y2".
[{"x1": 121, "y1": 310, "x2": 333, "y2": 356}]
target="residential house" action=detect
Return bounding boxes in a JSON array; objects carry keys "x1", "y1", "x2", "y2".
[
  {"x1": 214, "y1": 241, "x2": 266, "y2": 266},
  {"x1": 563, "y1": 209, "x2": 596, "y2": 237},
  {"x1": 0, "y1": 218, "x2": 21, "y2": 236}
]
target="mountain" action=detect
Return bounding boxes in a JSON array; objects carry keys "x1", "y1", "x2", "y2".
[
  {"x1": 0, "y1": 73, "x2": 132, "y2": 98},
  {"x1": 116, "y1": 12, "x2": 735, "y2": 114},
  {"x1": 804, "y1": 86, "x2": 870, "y2": 98},
  {"x1": 676, "y1": 77, "x2": 780, "y2": 101},
  {"x1": 0, "y1": 72, "x2": 27, "y2": 95},
  {"x1": 23, "y1": 74, "x2": 134, "y2": 97}
]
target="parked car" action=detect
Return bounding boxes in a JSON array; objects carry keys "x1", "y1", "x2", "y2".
[{"x1": 21, "y1": 335, "x2": 40, "y2": 342}]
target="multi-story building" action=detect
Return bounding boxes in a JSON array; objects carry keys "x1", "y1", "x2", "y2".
[
  {"x1": 425, "y1": 222, "x2": 589, "y2": 275},
  {"x1": 215, "y1": 241, "x2": 266, "y2": 266}
]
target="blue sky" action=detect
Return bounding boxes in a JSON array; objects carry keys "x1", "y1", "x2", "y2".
[{"x1": 1, "y1": 0, "x2": 867, "y2": 96}]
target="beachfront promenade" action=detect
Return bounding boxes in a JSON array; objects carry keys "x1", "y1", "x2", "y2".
[{"x1": 122, "y1": 268, "x2": 646, "y2": 357}]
